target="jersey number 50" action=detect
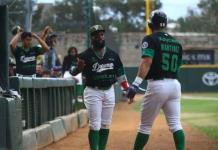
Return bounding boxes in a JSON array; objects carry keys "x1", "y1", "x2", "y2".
[{"x1": 162, "y1": 53, "x2": 179, "y2": 72}]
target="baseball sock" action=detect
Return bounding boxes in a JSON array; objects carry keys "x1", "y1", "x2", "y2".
[
  {"x1": 133, "y1": 132, "x2": 149, "y2": 150},
  {"x1": 88, "y1": 130, "x2": 99, "y2": 150},
  {"x1": 173, "y1": 130, "x2": 185, "y2": 150},
  {"x1": 99, "y1": 128, "x2": 110, "y2": 150}
]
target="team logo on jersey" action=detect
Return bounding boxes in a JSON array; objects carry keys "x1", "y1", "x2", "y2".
[
  {"x1": 141, "y1": 41, "x2": 148, "y2": 49},
  {"x1": 202, "y1": 72, "x2": 218, "y2": 86},
  {"x1": 20, "y1": 56, "x2": 36, "y2": 63},
  {"x1": 92, "y1": 62, "x2": 114, "y2": 73}
]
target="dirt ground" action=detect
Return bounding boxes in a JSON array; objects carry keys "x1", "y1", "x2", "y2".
[{"x1": 42, "y1": 95, "x2": 218, "y2": 150}]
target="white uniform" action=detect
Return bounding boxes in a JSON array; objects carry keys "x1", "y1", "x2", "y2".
[
  {"x1": 139, "y1": 79, "x2": 182, "y2": 134},
  {"x1": 84, "y1": 86, "x2": 115, "y2": 130}
]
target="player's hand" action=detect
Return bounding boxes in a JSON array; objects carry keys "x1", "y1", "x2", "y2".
[
  {"x1": 31, "y1": 32, "x2": 39, "y2": 39},
  {"x1": 126, "y1": 84, "x2": 138, "y2": 103},
  {"x1": 17, "y1": 26, "x2": 23, "y2": 33},
  {"x1": 77, "y1": 58, "x2": 86, "y2": 71},
  {"x1": 44, "y1": 26, "x2": 53, "y2": 34}
]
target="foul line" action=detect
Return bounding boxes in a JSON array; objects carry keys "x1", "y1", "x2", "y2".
[{"x1": 182, "y1": 95, "x2": 218, "y2": 101}]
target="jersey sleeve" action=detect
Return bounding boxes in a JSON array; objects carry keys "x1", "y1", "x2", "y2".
[
  {"x1": 33, "y1": 45, "x2": 44, "y2": 56},
  {"x1": 141, "y1": 36, "x2": 155, "y2": 58},
  {"x1": 115, "y1": 54, "x2": 125, "y2": 77}
]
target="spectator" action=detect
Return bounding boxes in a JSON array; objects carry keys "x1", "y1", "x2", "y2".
[
  {"x1": 9, "y1": 57, "x2": 16, "y2": 76},
  {"x1": 10, "y1": 30, "x2": 49, "y2": 76},
  {"x1": 43, "y1": 32, "x2": 62, "y2": 77},
  {"x1": 36, "y1": 55, "x2": 44, "y2": 77},
  {"x1": 62, "y1": 46, "x2": 78, "y2": 75},
  {"x1": 36, "y1": 63, "x2": 43, "y2": 77}
]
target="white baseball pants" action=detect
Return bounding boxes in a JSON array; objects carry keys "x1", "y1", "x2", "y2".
[
  {"x1": 139, "y1": 79, "x2": 183, "y2": 134},
  {"x1": 84, "y1": 86, "x2": 115, "y2": 131}
]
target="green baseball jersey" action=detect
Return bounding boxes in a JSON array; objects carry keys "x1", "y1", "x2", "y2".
[
  {"x1": 79, "y1": 47, "x2": 125, "y2": 88},
  {"x1": 13, "y1": 45, "x2": 44, "y2": 75},
  {"x1": 141, "y1": 32, "x2": 182, "y2": 80}
]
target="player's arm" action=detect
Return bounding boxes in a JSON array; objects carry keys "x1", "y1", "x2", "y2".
[
  {"x1": 115, "y1": 55, "x2": 129, "y2": 91},
  {"x1": 32, "y1": 32, "x2": 49, "y2": 52},
  {"x1": 137, "y1": 57, "x2": 152, "y2": 79},
  {"x1": 126, "y1": 36, "x2": 154, "y2": 103},
  {"x1": 40, "y1": 26, "x2": 52, "y2": 41},
  {"x1": 70, "y1": 53, "x2": 86, "y2": 76},
  {"x1": 9, "y1": 30, "x2": 22, "y2": 54}
]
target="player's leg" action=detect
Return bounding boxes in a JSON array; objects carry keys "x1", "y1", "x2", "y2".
[
  {"x1": 134, "y1": 82, "x2": 167, "y2": 150},
  {"x1": 162, "y1": 80, "x2": 185, "y2": 150},
  {"x1": 84, "y1": 87, "x2": 103, "y2": 150},
  {"x1": 162, "y1": 100, "x2": 185, "y2": 150},
  {"x1": 100, "y1": 86, "x2": 115, "y2": 150}
]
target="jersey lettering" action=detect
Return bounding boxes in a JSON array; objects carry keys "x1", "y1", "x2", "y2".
[
  {"x1": 79, "y1": 47, "x2": 124, "y2": 87},
  {"x1": 20, "y1": 56, "x2": 36, "y2": 63},
  {"x1": 92, "y1": 62, "x2": 114, "y2": 73},
  {"x1": 162, "y1": 53, "x2": 179, "y2": 72}
]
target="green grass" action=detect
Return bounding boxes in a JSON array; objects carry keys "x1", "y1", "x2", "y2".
[
  {"x1": 181, "y1": 100, "x2": 218, "y2": 113},
  {"x1": 134, "y1": 100, "x2": 142, "y2": 111},
  {"x1": 133, "y1": 93, "x2": 218, "y2": 140},
  {"x1": 181, "y1": 98, "x2": 218, "y2": 140}
]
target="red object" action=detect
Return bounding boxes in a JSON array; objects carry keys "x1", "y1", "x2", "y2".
[{"x1": 120, "y1": 81, "x2": 129, "y2": 90}]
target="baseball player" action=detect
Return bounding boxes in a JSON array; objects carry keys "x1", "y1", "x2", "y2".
[
  {"x1": 70, "y1": 25, "x2": 129, "y2": 150},
  {"x1": 126, "y1": 10, "x2": 185, "y2": 150}
]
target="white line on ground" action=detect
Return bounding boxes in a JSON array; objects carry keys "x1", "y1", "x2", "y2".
[{"x1": 182, "y1": 95, "x2": 218, "y2": 101}]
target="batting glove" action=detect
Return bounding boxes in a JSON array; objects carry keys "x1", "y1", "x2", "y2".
[{"x1": 126, "y1": 84, "x2": 138, "y2": 99}]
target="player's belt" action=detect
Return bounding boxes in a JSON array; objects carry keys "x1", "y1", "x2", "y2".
[
  {"x1": 148, "y1": 78, "x2": 176, "y2": 82},
  {"x1": 148, "y1": 77, "x2": 164, "y2": 81},
  {"x1": 87, "y1": 85, "x2": 112, "y2": 90},
  {"x1": 148, "y1": 76, "x2": 177, "y2": 81}
]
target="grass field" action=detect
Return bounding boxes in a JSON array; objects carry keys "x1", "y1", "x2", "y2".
[
  {"x1": 181, "y1": 93, "x2": 218, "y2": 140},
  {"x1": 134, "y1": 93, "x2": 218, "y2": 140}
]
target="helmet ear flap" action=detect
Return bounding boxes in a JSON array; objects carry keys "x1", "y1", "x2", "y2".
[
  {"x1": 148, "y1": 19, "x2": 153, "y2": 29},
  {"x1": 148, "y1": 22, "x2": 153, "y2": 29}
]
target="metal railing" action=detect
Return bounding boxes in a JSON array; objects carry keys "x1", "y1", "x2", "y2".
[{"x1": 10, "y1": 77, "x2": 78, "y2": 129}]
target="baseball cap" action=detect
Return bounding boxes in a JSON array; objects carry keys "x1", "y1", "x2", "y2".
[{"x1": 89, "y1": 25, "x2": 105, "y2": 35}]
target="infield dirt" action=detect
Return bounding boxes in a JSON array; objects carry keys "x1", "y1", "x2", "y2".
[{"x1": 42, "y1": 95, "x2": 218, "y2": 150}]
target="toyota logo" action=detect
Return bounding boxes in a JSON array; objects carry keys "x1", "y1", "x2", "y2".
[{"x1": 202, "y1": 72, "x2": 218, "y2": 86}]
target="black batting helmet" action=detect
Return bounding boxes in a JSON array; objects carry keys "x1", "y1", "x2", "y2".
[{"x1": 148, "y1": 10, "x2": 167, "y2": 30}]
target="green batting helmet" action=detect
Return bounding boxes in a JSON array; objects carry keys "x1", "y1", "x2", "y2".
[{"x1": 89, "y1": 25, "x2": 105, "y2": 35}]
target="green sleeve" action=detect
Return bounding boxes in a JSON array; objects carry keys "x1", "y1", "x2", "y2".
[
  {"x1": 141, "y1": 48, "x2": 155, "y2": 58},
  {"x1": 141, "y1": 36, "x2": 155, "y2": 58}
]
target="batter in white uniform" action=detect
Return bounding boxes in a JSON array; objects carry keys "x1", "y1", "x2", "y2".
[
  {"x1": 71, "y1": 25, "x2": 129, "y2": 150},
  {"x1": 126, "y1": 10, "x2": 185, "y2": 150}
]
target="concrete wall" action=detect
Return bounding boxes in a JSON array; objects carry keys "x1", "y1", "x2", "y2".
[
  {"x1": 55, "y1": 32, "x2": 218, "y2": 66},
  {"x1": 22, "y1": 110, "x2": 88, "y2": 150}
]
